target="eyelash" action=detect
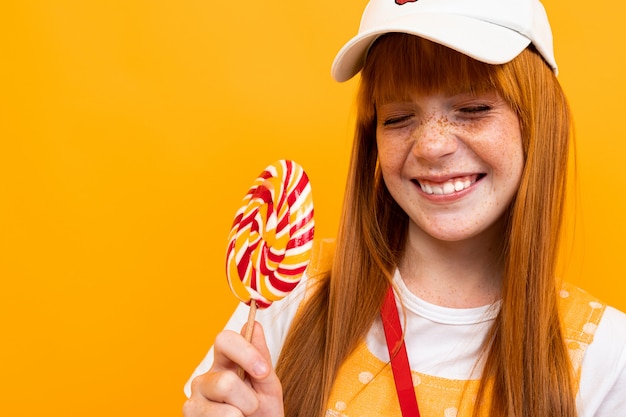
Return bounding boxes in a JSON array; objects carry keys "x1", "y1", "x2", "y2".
[
  {"x1": 382, "y1": 115, "x2": 412, "y2": 126},
  {"x1": 380, "y1": 103, "x2": 493, "y2": 126},
  {"x1": 459, "y1": 105, "x2": 491, "y2": 113}
]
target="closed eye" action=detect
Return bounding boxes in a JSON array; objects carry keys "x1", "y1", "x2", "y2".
[
  {"x1": 382, "y1": 115, "x2": 413, "y2": 126},
  {"x1": 459, "y1": 105, "x2": 491, "y2": 114}
]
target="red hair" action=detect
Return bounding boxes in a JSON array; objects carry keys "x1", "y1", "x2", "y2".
[{"x1": 276, "y1": 34, "x2": 576, "y2": 417}]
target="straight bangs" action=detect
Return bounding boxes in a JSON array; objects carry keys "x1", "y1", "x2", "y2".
[{"x1": 359, "y1": 33, "x2": 501, "y2": 122}]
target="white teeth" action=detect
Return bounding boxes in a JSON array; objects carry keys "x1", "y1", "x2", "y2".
[{"x1": 419, "y1": 177, "x2": 476, "y2": 195}]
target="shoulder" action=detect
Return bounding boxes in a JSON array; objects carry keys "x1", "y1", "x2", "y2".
[
  {"x1": 587, "y1": 305, "x2": 626, "y2": 366},
  {"x1": 558, "y1": 283, "x2": 608, "y2": 344},
  {"x1": 561, "y1": 283, "x2": 626, "y2": 416},
  {"x1": 558, "y1": 282, "x2": 626, "y2": 360},
  {"x1": 577, "y1": 306, "x2": 626, "y2": 416},
  {"x1": 558, "y1": 282, "x2": 626, "y2": 345}
]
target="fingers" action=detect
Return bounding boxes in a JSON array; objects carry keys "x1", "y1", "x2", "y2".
[
  {"x1": 183, "y1": 370, "x2": 257, "y2": 417},
  {"x1": 246, "y1": 324, "x2": 283, "y2": 405},
  {"x1": 182, "y1": 330, "x2": 261, "y2": 417},
  {"x1": 183, "y1": 387, "x2": 244, "y2": 417},
  {"x1": 213, "y1": 329, "x2": 270, "y2": 380},
  {"x1": 182, "y1": 325, "x2": 284, "y2": 417},
  {"x1": 248, "y1": 322, "x2": 271, "y2": 364},
  {"x1": 200, "y1": 330, "x2": 265, "y2": 414}
]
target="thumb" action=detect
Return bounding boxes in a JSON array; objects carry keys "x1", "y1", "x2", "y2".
[
  {"x1": 241, "y1": 321, "x2": 272, "y2": 378},
  {"x1": 247, "y1": 322, "x2": 284, "y2": 408}
]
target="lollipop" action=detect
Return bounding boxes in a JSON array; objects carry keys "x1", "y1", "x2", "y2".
[{"x1": 225, "y1": 160, "x2": 314, "y2": 343}]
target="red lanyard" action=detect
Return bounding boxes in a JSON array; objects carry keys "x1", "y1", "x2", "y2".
[{"x1": 381, "y1": 286, "x2": 421, "y2": 417}]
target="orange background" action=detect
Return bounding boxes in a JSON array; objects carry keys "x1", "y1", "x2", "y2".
[{"x1": 0, "y1": 1, "x2": 624, "y2": 416}]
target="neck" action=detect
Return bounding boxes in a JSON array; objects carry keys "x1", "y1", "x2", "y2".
[{"x1": 399, "y1": 220, "x2": 505, "y2": 308}]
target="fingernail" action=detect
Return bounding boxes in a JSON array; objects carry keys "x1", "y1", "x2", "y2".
[{"x1": 253, "y1": 361, "x2": 268, "y2": 377}]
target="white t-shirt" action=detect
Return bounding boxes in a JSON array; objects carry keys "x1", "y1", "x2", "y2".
[{"x1": 185, "y1": 271, "x2": 626, "y2": 417}]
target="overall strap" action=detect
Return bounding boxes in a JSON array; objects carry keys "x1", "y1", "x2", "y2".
[{"x1": 381, "y1": 286, "x2": 421, "y2": 417}]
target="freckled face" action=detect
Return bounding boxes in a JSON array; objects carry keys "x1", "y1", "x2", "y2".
[{"x1": 376, "y1": 91, "x2": 524, "y2": 243}]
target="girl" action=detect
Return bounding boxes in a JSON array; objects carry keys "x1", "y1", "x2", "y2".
[{"x1": 184, "y1": 0, "x2": 626, "y2": 416}]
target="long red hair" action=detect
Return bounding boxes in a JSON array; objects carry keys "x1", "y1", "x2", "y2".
[{"x1": 276, "y1": 34, "x2": 576, "y2": 417}]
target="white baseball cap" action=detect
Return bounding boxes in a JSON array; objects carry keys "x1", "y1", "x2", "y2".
[{"x1": 331, "y1": 0, "x2": 557, "y2": 82}]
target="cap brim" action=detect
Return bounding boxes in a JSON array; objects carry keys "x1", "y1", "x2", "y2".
[{"x1": 331, "y1": 12, "x2": 531, "y2": 82}]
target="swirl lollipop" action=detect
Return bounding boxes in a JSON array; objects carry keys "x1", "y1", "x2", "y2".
[{"x1": 225, "y1": 160, "x2": 315, "y2": 344}]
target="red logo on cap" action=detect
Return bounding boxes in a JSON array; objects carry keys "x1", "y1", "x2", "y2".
[{"x1": 395, "y1": 0, "x2": 417, "y2": 4}]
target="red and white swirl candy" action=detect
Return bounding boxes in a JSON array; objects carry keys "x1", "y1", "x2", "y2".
[{"x1": 226, "y1": 160, "x2": 314, "y2": 309}]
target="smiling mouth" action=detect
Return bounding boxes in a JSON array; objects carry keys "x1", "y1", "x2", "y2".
[{"x1": 413, "y1": 174, "x2": 483, "y2": 195}]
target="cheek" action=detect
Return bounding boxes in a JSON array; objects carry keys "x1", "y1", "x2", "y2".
[
  {"x1": 484, "y1": 121, "x2": 524, "y2": 180},
  {"x1": 500, "y1": 133, "x2": 524, "y2": 182},
  {"x1": 376, "y1": 136, "x2": 400, "y2": 172},
  {"x1": 509, "y1": 142, "x2": 525, "y2": 183},
  {"x1": 498, "y1": 145, "x2": 524, "y2": 211},
  {"x1": 376, "y1": 131, "x2": 414, "y2": 170}
]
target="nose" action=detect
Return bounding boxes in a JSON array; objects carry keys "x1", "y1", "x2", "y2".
[{"x1": 411, "y1": 115, "x2": 458, "y2": 161}]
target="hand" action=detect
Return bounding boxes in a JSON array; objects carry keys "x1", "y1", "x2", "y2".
[{"x1": 182, "y1": 322, "x2": 284, "y2": 417}]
